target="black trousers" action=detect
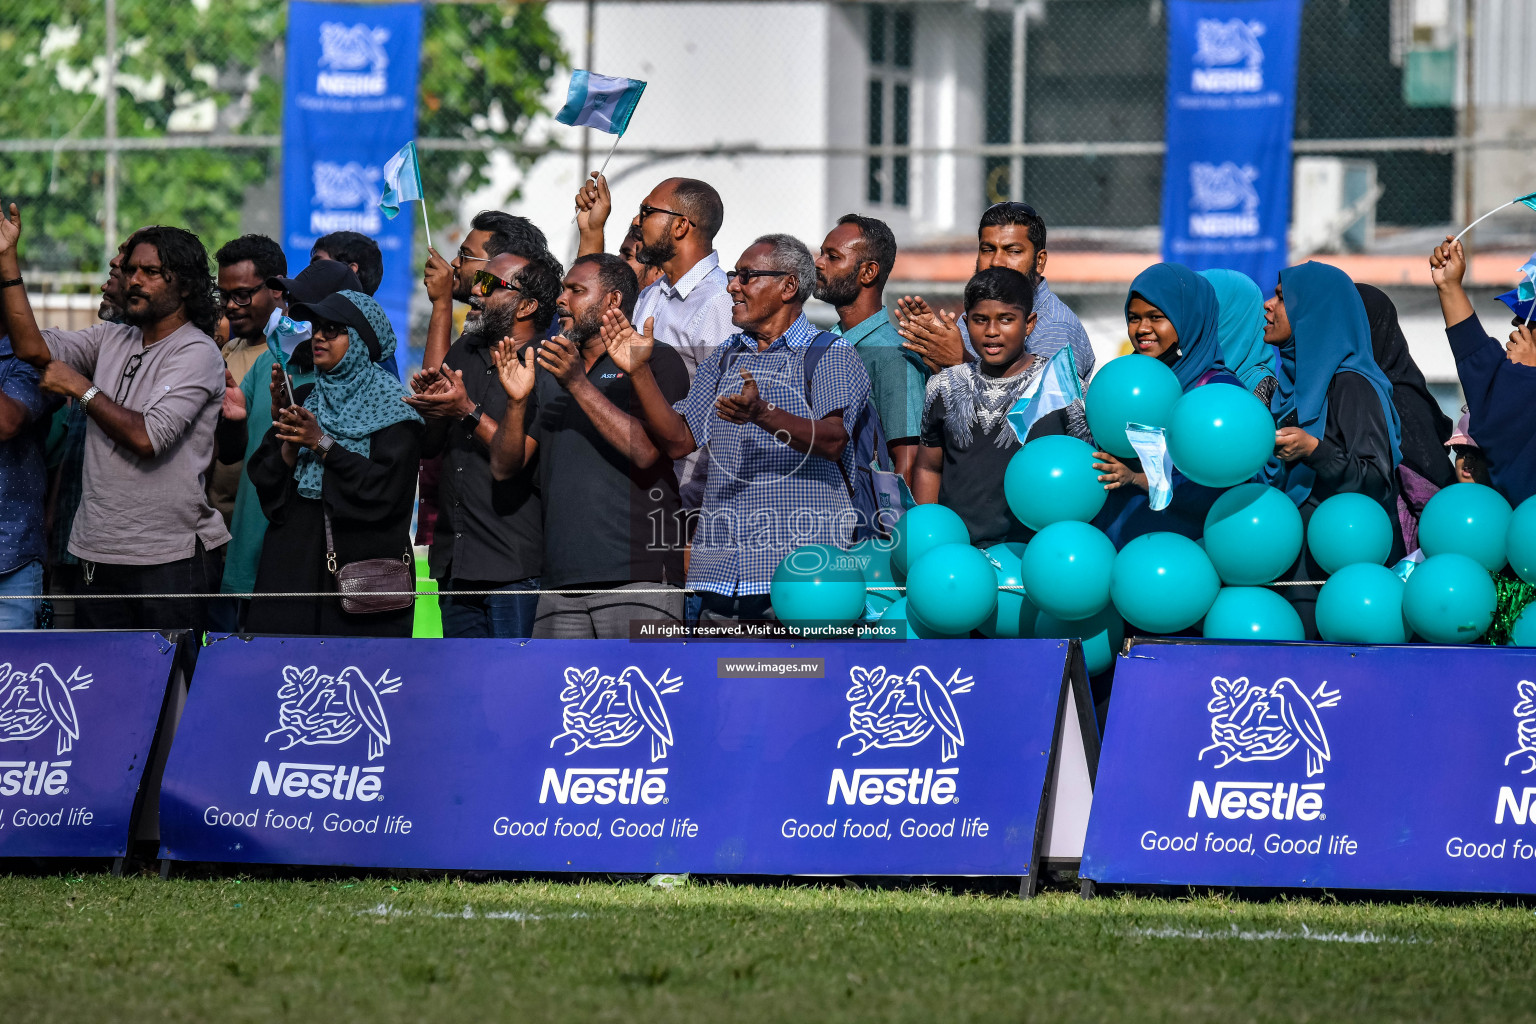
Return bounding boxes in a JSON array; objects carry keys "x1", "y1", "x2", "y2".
[{"x1": 77, "y1": 540, "x2": 223, "y2": 633}]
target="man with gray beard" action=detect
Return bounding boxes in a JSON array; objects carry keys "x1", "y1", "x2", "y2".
[
  {"x1": 406, "y1": 248, "x2": 562, "y2": 638},
  {"x1": 489, "y1": 254, "x2": 689, "y2": 637}
]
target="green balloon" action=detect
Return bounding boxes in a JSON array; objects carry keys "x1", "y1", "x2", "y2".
[
  {"x1": 1166, "y1": 383, "x2": 1275, "y2": 487},
  {"x1": 1083, "y1": 354, "x2": 1183, "y2": 459},
  {"x1": 770, "y1": 544, "x2": 867, "y2": 629},
  {"x1": 1109, "y1": 532, "x2": 1221, "y2": 634},
  {"x1": 876, "y1": 597, "x2": 961, "y2": 639},
  {"x1": 1203, "y1": 483, "x2": 1304, "y2": 585},
  {"x1": 1202, "y1": 586, "x2": 1305, "y2": 641},
  {"x1": 1418, "y1": 482, "x2": 1512, "y2": 572},
  {"x1": 906, "y1": 543, "x2": 999, "y2": 635},
  {"x1": 1003, "y1": 435, "x2": 1106, "y2": 530},
  {"x1": 979, "y1": 542, "x2": 1038, "y2": 639},
  {"x1": 1307, "y1": 492, "x2": 1393, "y2": 574},
  {"x1": 891, "y1": 504, "x2": 970, "y2": 576},
  {"x1": 1035, "y1": 606, "x2": 1125, "y2": 676},
  {"x1": 1510, "y1": 496, "x2": 1536, "y2": 585},
  {"x1": 1402, "y1": 553, "x2": 1497, "y2": 645},
  {"x1": 1510, "y1": 603, "x2": 1536, "y2": 647},
  {"x1": 1315, "y1": 563, "x2": 1408, "y2": 644},
  {"x1": 1019, "y1": 521, "x2": 1117, "y2": 621}
]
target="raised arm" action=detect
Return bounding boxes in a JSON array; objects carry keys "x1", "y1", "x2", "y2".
[
  {"x1": 421, "y1": 248, "x2": 456, "y2": 371},
  {"x1": 488, "y1": 338, "x2": 538, "y2": 481},
  {"x1": 0, "y1": 204, "x2": 53, "y2": 368},
  {"x1": 600, "y1": 309, "x2": 698, "y2": 460},
  {"x1": 574, "y1": 172, "x2": 613, "y2": 258},
  {"x1": 1430, "y1": 236, "x2": 1475, "y2": 329}
]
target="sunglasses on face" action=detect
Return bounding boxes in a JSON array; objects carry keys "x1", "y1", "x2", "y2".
[
  {"x1": 311, "y1": 321, "x2": 348, "y2": 340},
  {"x1": 637, "y1": 203, "x2": 692, "y2": 225},
  {"x1": 726, "y1": 269, "x2": 791, "y2": 284},
  {"x1": 473, "y1": 269, "x2": 522, "y2": 295}
]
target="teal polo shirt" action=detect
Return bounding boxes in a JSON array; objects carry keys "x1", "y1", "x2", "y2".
[{"x1": 834, "y1": 309, "x2": 930, "y2": 442}]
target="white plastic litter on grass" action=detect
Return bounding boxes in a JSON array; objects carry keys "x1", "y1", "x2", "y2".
[
  {"x1": 1128, "y1": 923, "x2": 1428, "y2": 944},
  {"x1": 356, "y1": 903, "x2": 588, "y2": 921}
]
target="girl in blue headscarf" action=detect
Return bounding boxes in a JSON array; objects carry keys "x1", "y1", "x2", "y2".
[
  {"x1": 1200, "y1": 268, "x2": 1279, "y2": 405},
  {"x1": 246, "y1": 290, "x2": 424, "y2": 637},
  {"x1": 1265, "y1": 261, "x2": 1403, "y2": 637}
]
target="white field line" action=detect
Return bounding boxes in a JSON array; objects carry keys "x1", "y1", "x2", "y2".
[
  {"x1": 355, "y1": 902, "x2": 588, "y2": 921},
  {"x1": 1127, "y1": 923, "x2": 1429, "y2": 944}
]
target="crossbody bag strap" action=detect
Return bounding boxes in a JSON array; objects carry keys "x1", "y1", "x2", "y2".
[{"x1": 322, "y1": 506, "x2": 339, "y2": 576}]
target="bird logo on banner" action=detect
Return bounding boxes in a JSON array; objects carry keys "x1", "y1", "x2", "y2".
[
  {"x1": 550, "y1": 666, "x2": 684, "y2": 764},
  {"x1": 838, "y1": 666, "x2": 973, "y2": 763},
  {"x1": 1199, "y1": 676, "x2": 1340, "y2": 778},
  {"x1": 265, "y1": 665, "x2": 402, "y2": 762},
  {"x1": 1505, "y1": 679, "x2": 1536, "y2": 775},
  {"x1": 0, "y1": 663, "x2": 91, "y2": 756}
]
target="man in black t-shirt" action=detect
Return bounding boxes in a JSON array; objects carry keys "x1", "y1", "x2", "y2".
[{"x1": 489, "y1": 254, "x2": 691, "y2": 637}]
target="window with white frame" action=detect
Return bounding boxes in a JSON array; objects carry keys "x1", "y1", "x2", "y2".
[{"x1": 867, "y1": 4, "x2": 912, "y2": 208}]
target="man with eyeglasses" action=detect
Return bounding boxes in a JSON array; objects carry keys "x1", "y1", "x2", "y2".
[
  {"x1": 0, "y1": 206, "x2": 228, "y2": 632},
  {"x1": 406, "y1": 249, "x2": 562, "y2": 638},
  {"x1": 601, "y1": 234, "x2": 872, "y2": 625},
  {"x1": 896, "y1": 201, "x2": 1094, "y2": 381}
]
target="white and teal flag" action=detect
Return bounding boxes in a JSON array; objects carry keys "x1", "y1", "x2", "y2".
[
  {"x1": 1125, "y1": 423, "x2": 1174, "y2": 511},
  {"x1": 379, "y1": 141, "x2": 425, "y2": 220},
  {"x1": 555, "y1": 70, "x2": 647, "y2": 135},
  {"x1": 1006, "y1": 345, "x2": 1082, "y2": 443}
]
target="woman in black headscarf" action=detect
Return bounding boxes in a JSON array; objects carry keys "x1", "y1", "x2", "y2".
[{"x1": 1356, "y1": 284, "x2": 1455, "y2": 551}]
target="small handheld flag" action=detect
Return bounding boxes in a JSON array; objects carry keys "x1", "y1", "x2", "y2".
[
  {"x1": 265, "y1": 314, "x2": 312, "y2": 407},
  {"x1": 1125, "y1": 423, "x2": 1174, "y2": 511},
  {"x1": 1006, "y1": 345, "x2": 1082, "y2": 443},
  {"x1": 1452, "y1": 190, "x2": 1536, "y2": 245},
  {"x1": 557, "y1": 71, "x2": 647, "y2": 213},
  {"x1": 380, "y1": 140, "x2": 432, "y2": 250}
]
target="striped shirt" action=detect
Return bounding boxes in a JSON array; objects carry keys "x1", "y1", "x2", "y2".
[
  {"x1": 675, "y1": 314, "x2": 871, "y2": 596},
  {"x1": 960, "y1": 277, "x2": 1094, "y2": 378}
]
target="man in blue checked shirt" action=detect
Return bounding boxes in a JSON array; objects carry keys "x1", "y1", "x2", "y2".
[{"x1": 600, "y1": 234, "x2": 872, "y2": 624}]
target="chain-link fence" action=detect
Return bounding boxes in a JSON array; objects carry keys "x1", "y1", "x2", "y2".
[{"x1": 3, "y1": 0, "x2": 1531, "y2": 314}]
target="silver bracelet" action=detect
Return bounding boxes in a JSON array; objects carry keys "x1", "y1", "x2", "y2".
[{"x1": 79, "y1": 385, "x2": 101, "y2": 409}]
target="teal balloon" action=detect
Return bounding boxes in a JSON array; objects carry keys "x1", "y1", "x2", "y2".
[
  {"x1": 906, "y1": 543, "x2": 999, "y2": 635},
  {"x1": 891, "y1": 504, "x2": 970, "y2": 576},
  {"x1": 1110, "y1": 532, "x2": 1221, "y2": 634},
  {"x1": 979, "y1": 542, "x2": 1037, "y2": 638},
  {"x1": 1084, "y1": 354, "x2": 1183, "y2": 458},
  {"x1": 1315, "y1": 563, "x2": 1408, "y2": 644},
  {"x1": 1418, "y1": 482, "x2": 1512, "y2": 571},
  {"x1": 1202, "y1": 586, "x2": 1305, "y2": 642},
  {"x1": 1510, "y1": 496, "x2": 1536, "y2": 585},
  {"x1": 1166, "y1": 384, "x2": 1275, "y2": 487},
  {"x1": 1035, "y1": 606, "x2": 1124, "y2": 676},
  {"x1": 849, "y1": 537, "x2": 900, "y2": 612},
  {"x1": 1510, "y1": 603, "x2": 1536, "y2": 647},
  {"x1": 770, "y1": 544, "x2": 867, "y2": 629},
  {"x1": 1203, "y1": 483, "x2": 1305, "y2": 585},
  {"x1": 1003, "y1": 435, "x2": 1106, "y2": 530},
  {"x1": 1019, "y1": 521, "x2": 1117, "y2": 621},
  {"x1": 1403, "y1": 552, "x2": 1497, "y2": 644},
  {"x1": 877, "y1": 597, "x2": 960, "y2": 639},
  {"x1": 1307, "y1": 492, "x2": 1393, "y2": 574}
]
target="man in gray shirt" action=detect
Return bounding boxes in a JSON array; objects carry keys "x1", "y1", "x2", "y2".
[{"x1": 0, "y1": 208, "x2": 228, "y2": 630}]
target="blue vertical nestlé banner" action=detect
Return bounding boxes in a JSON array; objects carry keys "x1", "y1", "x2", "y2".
[
  {"x1": 1082, "y1": 642, "x2": 1536, "y2": 895},
  {"x1": 158, "y1": 638, "x2": 1078, "y2": 876},
  {"x1": 0, "y1": 633, "x2": 176, "y2": 858},
  {"x1": 1161, "y1": 0, "x2": 1303, "y2": 292},
  {"x1": 282, "y1": 2, "x2": 422, "y2": 371}
]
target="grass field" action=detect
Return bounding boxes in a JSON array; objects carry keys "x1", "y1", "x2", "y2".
[{"x1": 3, "y1": 874, "x2": 1535, "y2": 1023}]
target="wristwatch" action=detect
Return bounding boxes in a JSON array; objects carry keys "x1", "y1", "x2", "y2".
[
  {"x1": 79, "y1": 385, "x2": 101, "y2": 409},
  {"x1": 314, "y1": 434, "x2": 336, "y2": 459},
  {"x1": 461, "y1": 403, "x2": 483, "y2": 430}
]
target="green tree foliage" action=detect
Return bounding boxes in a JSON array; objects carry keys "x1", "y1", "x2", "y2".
[{"x1": 0, "y1": 1, "x2": 563, "y2": 274}]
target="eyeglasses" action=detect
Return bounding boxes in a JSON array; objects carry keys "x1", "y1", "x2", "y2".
[
  {"x1": 638, "y1": 203, "x2": 692, "y2": 225},
  {"x1": 725, "y1": 269, "x2": 791, "y2": 284},
  {"x1": 114, "y1": 352, "x2": 143, "y2": 404},
  {"x1": 455, "y1": 247, "x2": 490, "y2": 265},
  {"x1": 216, "y1": 287, "x2": 260, "y2": 308},
  {"x1": 472, "y1": 269, "x2": 523, "y2": 295}
]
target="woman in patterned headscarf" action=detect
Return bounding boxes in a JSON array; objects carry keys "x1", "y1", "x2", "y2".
[{"x1": 245, "y1": 290, "x2": 423, "y2": 637}]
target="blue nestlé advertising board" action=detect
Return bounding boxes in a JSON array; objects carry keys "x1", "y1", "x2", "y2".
[
  {"x1": 0, "y1": 632, "x2": 176, "y2": 858},
  {"x1": 1082, "y1": 641, "x2": 1536, "y2": 895},
  {"x1": 159, "y1": 638, "x2": 1077, "y2": 876}
]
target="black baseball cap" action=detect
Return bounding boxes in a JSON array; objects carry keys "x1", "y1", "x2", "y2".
[
  {"x1": 266, "y1": 261, "x2": 363, "y2": 304},
  {"x1": 289, "y1": 291, "x2": 381, "y2": 362}
]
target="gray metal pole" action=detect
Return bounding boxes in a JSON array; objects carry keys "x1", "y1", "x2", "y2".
[
  {"x1": 104, "y1": 0, "x2": 118, "y2": 267},
  {"x1": 1009, "y1": 2, "x2": 1026, "y2": 203}
]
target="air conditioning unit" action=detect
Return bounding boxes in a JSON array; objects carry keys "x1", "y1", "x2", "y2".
[{"x1": 1291, "y1": 157, "x2": 1380, "y2": 257}]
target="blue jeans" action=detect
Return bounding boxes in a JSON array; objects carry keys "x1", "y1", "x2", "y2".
[
  {"x1": 0, "y1": 560, "x2": 42, "y2": 630},
  {"x1": 440, "y1": 577, "x2": 540, "y2": 639}
]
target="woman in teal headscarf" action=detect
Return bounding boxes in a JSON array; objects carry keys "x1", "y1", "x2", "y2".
[
  {"x1": 1121, "y1": 262, "x2": 1237, "y2": 390},
  {"x1": 246, "y1": 290, "x2": 424, "y2": 637},
  {"x1": 1200, "y1": 268, "x2": 1279, "y2": 405},
  {"x1": 1264, "y1": 261, "x2": 1403, "y2": 638}
]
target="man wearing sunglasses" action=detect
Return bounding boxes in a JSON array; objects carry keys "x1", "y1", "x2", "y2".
[
  {"x1": 0, "y1": 207, "x2": 228, "y2": 632},
  {"x1": 601, "y1": 234, "x2": 872, "y2": 625},
  {"x1": 896, "y1": 201, "x2": 1094, "y2": 381},
  {"x1": 409, "y1": 249, "x2": 562, "y2": 639}
]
